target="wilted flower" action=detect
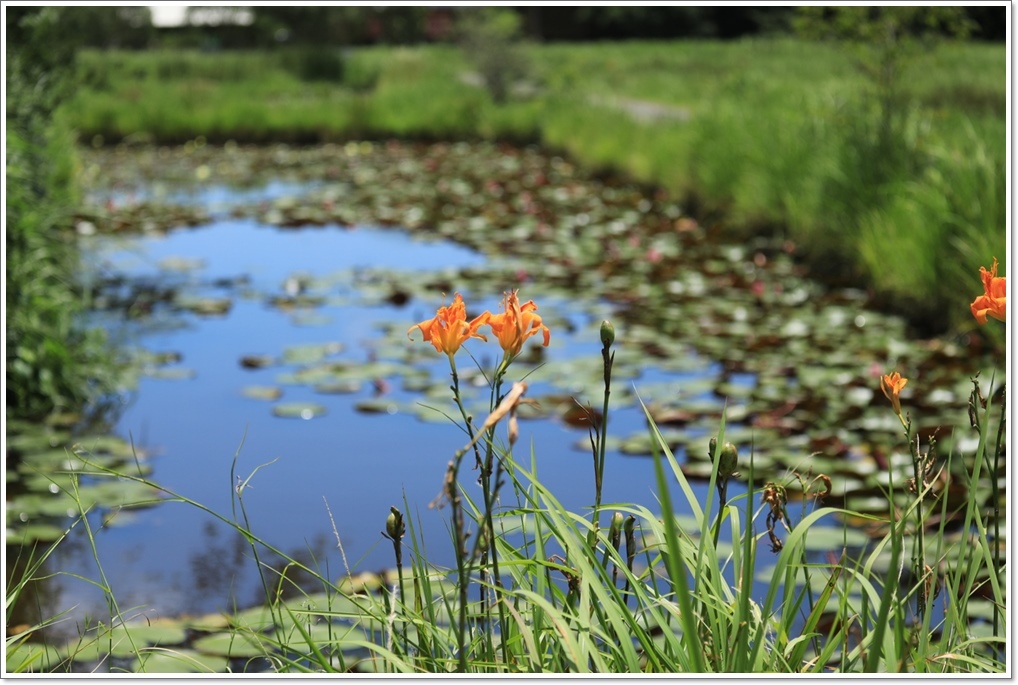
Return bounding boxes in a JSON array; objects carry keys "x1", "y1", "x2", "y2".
[
  {"x1": 970, "y1": 257, "x2": 1006, "y2": 324},
  {"x1": 407, "y1": 293, "x2": 488, "y2": 358},
  {"x1": 880, "y1": 371, "x2": 908, "y2": 417},
  {"x1": 485, "y1": 290, "x2": 550, "y2": 360}
]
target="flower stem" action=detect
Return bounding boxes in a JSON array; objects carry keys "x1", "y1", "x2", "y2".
[
  {"x1": 446, "y1": 358, "x2": 471, "y2": 672},
  {"x1": 593, "y1": 340, "x2": 614, "y2": 528},
  {"x1": 474, "y1": 363, "x2": 510, "y2": 666},
  {"x1": 902, "y1": 416, "x2": 929, "y2": 624},
  {"x1": 990, "y1": 383, "x2": 1006, "y2": 643}
]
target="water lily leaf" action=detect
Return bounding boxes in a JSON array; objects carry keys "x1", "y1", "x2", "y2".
[
  {"x1": 142, "y1": 350, "x2": 183, "y2": 366},
  {"x1": 844, "y1": 386, "x2": 874, "y2": 406},
  {"x1": 175, "y1": 295, "x2": 232, "y2": 316},
  {"x1": 276, "y1": 366, "x2": 337, "y2": 386},
  {"x1": 274, "y1": 621, "x2": 371, "y2": 656},
  {"x1": 192, "y1": 631, "x2": 268, "y2": 659},
  {"x1": 965, "y1": 600, "x2": 1000, "y2": 623},
  {"x1": 272, "y1": 402, "x2": 327, "y2": 419},
  {"x1": 352, "y1": 360, "x2": 406, "y2": 379},
  {"x1": 281, "y1": 341, "x2": 344, "y2": 365},
  {"x1": 354, "y1": 399, "x2": 400, "y2": 415},
  {"x1": 680, "y1": 460, "x2": 716, "y2": 480},
  {"x1": 5, "y1": 522, "x2": 69, "y2": 544},
  {"x1": 268, "y1": 294, "x2": 327, "y2": 311},
  {"x1": 73, "y1": 434, "x2": 145, "y2": 460},
  {"x1": 159, "y1": 256, "x2": 205, "y2": 272},
  {"x1": 6, "y1": 642, "x2": 66, "y2": 673},
  {"x1": 75, "y1": 480, "x2": 164, "y2": 511},
  {"x1": 6, "y1": 426, "x2": 70, "y2": 453},
  {"x1": 313, "y1": 379, "x2": 362, "y2": 394},
  {"x1": 231, "y1": 604, "x2": 285, "y2": 632},
  {"x1": 181, "y1": 613, "x2": 232, "y2": 632},
  {"x1": 65, "y1": 621, "x2": 188, "y2": 662},
  {"x1": 145, "y1": 366, "x2": 197, "y2": 380},
  {"x1": 8, "y1": 493, "x2": 78, "y2": 521},
  {"x1": 400, "y1": 370, "x2": 433, "y2": 392},
  {"x1": 715, "y1": 382, "x2": 754, "y2": 400},
  {"x1": 242, "y1": 385, "x2": 283, "y2": 401},
  {"x1": 797, "y1": 523, "x2": 872, "y2": 550},
  {"x1": 133, "y1": 648, "x2": 229, "y2": 674}
]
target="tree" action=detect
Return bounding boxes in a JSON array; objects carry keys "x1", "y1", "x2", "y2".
[
  {"x1": 794, "y1": 7, "x2": 974, "y2": 148},
  {"x1": 456, "y1": 8, "x2": 529, "y2": 104}
]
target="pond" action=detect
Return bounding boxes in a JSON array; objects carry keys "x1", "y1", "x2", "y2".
[{"x1": 7, "y1": 142, "x2": 1003, "y2": 656}]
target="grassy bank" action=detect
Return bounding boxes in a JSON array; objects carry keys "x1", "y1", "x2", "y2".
[{"x1": 61, "y1": 38, "x2": 1005, "y2": 342}]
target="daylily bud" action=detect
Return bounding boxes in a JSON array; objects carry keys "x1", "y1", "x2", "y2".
[
  {"x1": 600, "y1": 320, "x2": 615, "y2": 348},
  {"x1": 609, "y1": 511, "x2": 624, "y2": 550},
  {"x1": 611, "y1": 510, "x2": 625, "y2": 530},
  {"x1": 386, "y1": 506, "x2": 405, "y2": 540},
  {"x1": 474, "y1": 522, "x2": 491, "y2": 560},
  {"x1": 717, "y1": 442, "x2": 739, "y2": 479},
  {"x1": 623, "y1": 515, "x2": 638, "y2": 595},
  {"x1": 708, "y1": 436, "x2": 718, "y2": 462},
  {"x1": 623, "y1": 515, "x2": 636, "y2": 537}
]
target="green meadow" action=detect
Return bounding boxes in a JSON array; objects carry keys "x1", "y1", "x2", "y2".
[{"x1": 63, "y1": 39, "x2": 1006, "y2": 346}]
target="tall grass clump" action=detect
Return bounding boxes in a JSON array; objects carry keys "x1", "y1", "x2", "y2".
[
  {"x1": 6, "y1": 8, "x2": 120, "y2": 420},
  {"x1": 10, "y1": 278, "x2": 1006, "y2": 674}
]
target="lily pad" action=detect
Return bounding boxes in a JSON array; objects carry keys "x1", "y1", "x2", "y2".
[
  {"x1": 5, "y1": 522, "x2": 70, "y2": 544},
  {"x1": 64, "y1": 621, "x2": 189, "y2": 662},
  {"x1": 5, "y1": 642, "x2": 66, "y2": 673},
  {"x1": 242, "y1": 385, "x2": 283, "y2": 401},
  {"x1": 132, "y1": 648, "x2": 229, "y2": 674},
  {"x1": 281, "y1": 341, "x2": 344, "y2": 365},
  {"x1": 272, "y1": 402, "x2": 327, "y2": 419},
  {"x1": 145, "y1": 366, "x2": 197, "y2": 380},
  {"x1": 354, "y1": 399, "x2": 400, "y2": 415},
  {"x1": 174, "y1": 295, "x2": 232, "y2": 316},
  {"x1": 313, "y1": 379, "x2": 363, "y2": 394},
  {"x1": 159, "y1": 256, "x2": 206, "y2": 272},
  {"x1": 191, "y1": 631, "x2": 268, "y2": 659}
]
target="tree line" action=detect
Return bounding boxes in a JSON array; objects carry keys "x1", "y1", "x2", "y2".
[{"x1": 5, "y1": 6, "x2": 1006, "y2": 52}]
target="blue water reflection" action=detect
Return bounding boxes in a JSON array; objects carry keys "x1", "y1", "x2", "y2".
[{"x1": 58, "y1": 182, "x2": 796, "y2": 627}]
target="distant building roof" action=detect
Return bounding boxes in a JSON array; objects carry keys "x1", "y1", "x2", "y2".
[{"x1": 150, "y1": 5, "x2": 254, "y2": 29}]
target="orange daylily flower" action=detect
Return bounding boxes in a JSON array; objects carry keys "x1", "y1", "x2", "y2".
[
  {"x1": 880, "y1": 372, "x2": 908, "y2": 417},
  {"x1": 407, "y1": 293, "x2": 488, "y2": 358},
  {"x1": 970, "y1": 257, "x2": 1007, "y2": 324},
  {"x1": 485, "y1": 290, "x2": 551, "y2": 360}
]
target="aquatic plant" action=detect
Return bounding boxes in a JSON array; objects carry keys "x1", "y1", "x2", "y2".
[{"x1": 7, "y1": 270, "x2": 1006, "y2": 673}]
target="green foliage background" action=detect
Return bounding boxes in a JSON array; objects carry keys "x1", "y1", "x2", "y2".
[{"x1": 6, "y1": 8, "x2": 119, "y2": 420}]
